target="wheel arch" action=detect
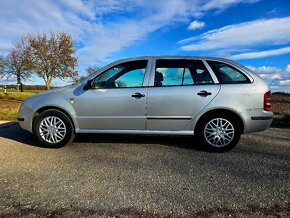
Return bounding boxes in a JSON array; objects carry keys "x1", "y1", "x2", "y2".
[
  {"x1": 194, "y1": 109, "x2": 244, "y2": 134},
  {"x1": 32, "y1": 106, "x2": 76, "y2": 133}
]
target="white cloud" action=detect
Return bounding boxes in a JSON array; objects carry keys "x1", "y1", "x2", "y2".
[
  {"x1": 247, "y1": 65, "x2": 290, "y2": 92},
  {"x1": 0, "y1": 0, "x2": 259, "y2": 67},
  {"x1": 180, "y1": 17, "x2": 290, "y2": 51},
  {"x1": 247, "y1": 66, "x2": 283, "y2": 80},
  {"x1": 230, "y1": 46, "x2": 290, "y2": 60},
  {"x1": 201, "y1": 0, "x2": 260, "y2": 10},
  {"x1": 259, "y1": 73, "x2": 282, "y2": 80},
  {"x1": 247, "y1": 66, "x2": 282, "y2": 74},
  {"x1": 287, "y1": 64, "x2": 290, "y2": 73},
  {"x1": 279, "y1": 80, "x2": 290, "y2": 85},
  {"x1": 188, "y1": 20, "x2": 205, "y2": 30}
]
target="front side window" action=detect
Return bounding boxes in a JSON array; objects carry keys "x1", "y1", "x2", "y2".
[
  {"x1": 93, "y1": 60, "x2": 147, "y2": 88},
  {"x1": 154, "y1": 59, "x2": 213, "y2": 87},
  {"x1": 207, "y1": 61, "x2": 250, "y2": 83}
]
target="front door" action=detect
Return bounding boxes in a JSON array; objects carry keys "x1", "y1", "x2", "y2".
[
  {"x1": 75, "y1": 60, "x2": 148, "y2": 130},
  {"x1": 146, "y1": 59, "x2": 220, "y2": 131}
]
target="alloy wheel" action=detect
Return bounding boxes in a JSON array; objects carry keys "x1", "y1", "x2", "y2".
[
  {"x1": 204, "y1": 118, "x2": 235, "y2": 147},
  {"x1": 39, "y1": 116, "x2": 66, "y2": 143}
]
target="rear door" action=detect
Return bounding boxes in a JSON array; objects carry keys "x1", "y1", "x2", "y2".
[{"x1": 146, "y1": 59, "x2": 220, "y2": 131}]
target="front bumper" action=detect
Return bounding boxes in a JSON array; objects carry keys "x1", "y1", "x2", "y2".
[
  {"x1": 241, "y1": 109, "x2": 274, "y2": 133},
  {"x1": 18, "y1": 103, "x2": 35, "y2": 133}
]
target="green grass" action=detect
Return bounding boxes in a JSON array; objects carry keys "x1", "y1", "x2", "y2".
[
  {"x1": 0, "y1": 108, "x2": 19, "y2": 120},
  {"x1": 0, "y1": 92, "x2": 37, "y2": 101},
  {"x1": 0, "y1": 91, "x2": 40, "y2": 120},
  {"x1": 0, "y1": 89, "x2": 43, "y2": 93},
  {"x1": 0, "y1": 99, "x2": 21, "y2": 121}
]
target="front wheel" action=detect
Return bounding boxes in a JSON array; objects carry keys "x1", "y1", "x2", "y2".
[
  {"x1": 197, "y1": 115, "x2": 241, "y2": 152},
  {"x1": 33, "y1": 109, "x2": 75, "y2": 148}
]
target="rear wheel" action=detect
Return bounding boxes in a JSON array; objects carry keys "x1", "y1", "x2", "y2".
[
  {"x1": 33, "y1": 109, "x2": 75, "y2": 148},
  {"x1": 197, "y1": 114, "x2": 241, "y2": 152}
]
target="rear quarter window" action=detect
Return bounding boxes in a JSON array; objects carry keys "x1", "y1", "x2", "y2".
[{"x1": 207, "y1": 60, "x2": 250, "y2": 84}]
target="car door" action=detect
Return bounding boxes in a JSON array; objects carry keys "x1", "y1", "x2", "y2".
[
  {"x1": 146, "y1": 59, "x2": 220, "y2": 131},
  {"x1": 75, "y1": 60, "x2": 149, "y2": 130}
]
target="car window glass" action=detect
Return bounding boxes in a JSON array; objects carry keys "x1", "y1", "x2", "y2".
[
  {"x1": 183, "y1": 68, "x2": 194, "y2": 85},
  {"x1": 193, "y1": 60, "x2": 214, "y2": 84},
  {"x1": 156, "y1": 67, "x2": 184, "y2": 86},
  {"x1": 207, "y1": 61, "x2": 249, "y2": 83},
  {"x1": 115, "y1": 68, "x2": 146, "y2": 87},
  {"x1": 155, "y1": 59, "x2": 194, "y2": 86},
  {"x1": 93, "y1": 60, "x2": 147, "y2": 88}
]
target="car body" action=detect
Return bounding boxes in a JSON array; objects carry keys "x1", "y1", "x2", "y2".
[{"x1": 18, "y1": 56, "x2": 273, "y2": 151}]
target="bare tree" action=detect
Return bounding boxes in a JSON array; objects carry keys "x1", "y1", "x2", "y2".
[
  {"x1": 0, "y1": 40, "x2": 32, "y2": 92},
  {"x1": 0, "y1": 56, "x2": 4, "y2": 73},
  {"x1": 71, "y1": 65, "x2": 99, "y2": 83},
  {"x1": 86, "y1": 65, "x2": 99, "y2": 75},
  {"x1": 71, "y1": 74, "x2": 86, "y2": 83},
  {"x1": 26, "y1": 31, "x2": 77, "y2": 90}
]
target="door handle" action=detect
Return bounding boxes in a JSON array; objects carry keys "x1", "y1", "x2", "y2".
[
  {"x1": 197, "y1": 90, "x2": 212, "y2": 97},
  {"x1": 131, "y1": 92, "x2": 145, "y2": 99}
]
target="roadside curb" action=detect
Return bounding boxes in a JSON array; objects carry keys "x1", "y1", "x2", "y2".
[{"x1": 0, "y1": 121, "x2": 18, "y2": 129}]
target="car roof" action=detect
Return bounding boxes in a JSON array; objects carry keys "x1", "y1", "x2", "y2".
[{"x1": 117, "y1": 56, "x2": 235, "y2": 63}]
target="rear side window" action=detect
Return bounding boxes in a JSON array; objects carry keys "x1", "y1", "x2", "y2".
[
  {"x1": 155, "y1": 59, "x2": 193, "y2": 86},
  {"x1": 193, "y1": 60, "x2": 214, "y2": 85},
  {"x1": 154, "y1": 59, "x2": 213, "y2": 87},
  {"x1": 207, "y1": 61, "x2": 250, "y2": 83}
]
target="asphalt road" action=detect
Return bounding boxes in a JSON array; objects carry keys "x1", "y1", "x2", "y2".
[{"x1": 0, "y1": 123, "x2": 289, "y2": 217}]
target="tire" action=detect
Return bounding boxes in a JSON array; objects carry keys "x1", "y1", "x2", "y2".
[
  {"x1": 33, "y1": 109, "x2": 75, "y2": 148},
  {"x1": 196, "y1": 114, "x2": 241, "y2": 152}
]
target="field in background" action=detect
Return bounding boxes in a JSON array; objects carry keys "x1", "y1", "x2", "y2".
[
  {"x1": 0, "y1": 91, "x2": 39, "y2": 120},
  {"x1": 271, "y1": 93, "x2": 290, "y2": 127},
  {"x1": 0, "y1": 91, "x2": 289, "y2": 127}
]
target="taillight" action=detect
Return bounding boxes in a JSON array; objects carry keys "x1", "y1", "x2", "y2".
[{"x1": 264, "y1": 91, "x2": 272, "y2": 111}]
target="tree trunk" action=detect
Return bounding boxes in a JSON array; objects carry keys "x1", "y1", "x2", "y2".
[
  {"x1": 45, "y1": 81, "x2": 51, "y2": 90},
  {"x1": 16, "y1": 75, "x2": 23, "y2": 92},
  {"x1": 20, "y1": 83, "x2": 23, "y2": 92}
]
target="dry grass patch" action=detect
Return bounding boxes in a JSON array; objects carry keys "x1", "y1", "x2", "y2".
[
  {"x1": 0, "y1": 100, "x2": 21, "y2": 120},
  {"x1": 0, "y1": 92, "x2": 35, "y2": 101},
  {"x1": 0, "y1": 91, "x2": 38, "y2": 120}
]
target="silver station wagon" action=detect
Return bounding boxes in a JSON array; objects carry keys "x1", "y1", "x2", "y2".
[{"x1": 18, "y1": 56, "x2": 273, "y2": 152}]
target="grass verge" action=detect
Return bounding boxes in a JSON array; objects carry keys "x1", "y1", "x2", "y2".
[
  {"x1": 0, "y1": 91, "x2": 39, "y2": 120},
  {"x1": 0, "y1": 92, "x2": 36, "y2": 101},
  {"x1": 0, "y1": 100, "x2": 21, "y2": 121}
]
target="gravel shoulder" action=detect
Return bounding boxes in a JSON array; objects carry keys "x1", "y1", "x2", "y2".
[{"x1": 0, "y1": 124, "x2": 289, "y2": 217}]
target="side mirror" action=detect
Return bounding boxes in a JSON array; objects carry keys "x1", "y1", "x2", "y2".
[{"x1": 83, "y1": 79, "x2": 94, "y2": 90}]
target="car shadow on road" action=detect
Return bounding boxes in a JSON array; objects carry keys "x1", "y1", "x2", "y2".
[
  {"x1": 73, "y1": 133, "x2": 204, "y2": 151},
  {"x1": 0, "y1": 122, "x2": 38, "y2": 146},
  {"x1": 0, "y1": 123, "x2": 204, "y2": 151}
]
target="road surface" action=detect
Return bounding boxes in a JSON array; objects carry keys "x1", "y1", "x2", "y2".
[{"x1": 0, "y1": 123, "x2": 289, "y2": 217}]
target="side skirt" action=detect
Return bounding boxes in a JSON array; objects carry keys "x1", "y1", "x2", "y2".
[{"x1": 75, "y1": 129, "x2": 194, "y2": 135}]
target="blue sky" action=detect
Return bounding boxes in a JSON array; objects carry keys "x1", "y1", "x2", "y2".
[{"x1": 0, "y1": 0, "x2": 290, "y2": 92}]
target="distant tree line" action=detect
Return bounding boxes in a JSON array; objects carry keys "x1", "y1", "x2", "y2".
[
  {"x1": 0, "y1": 84, "x2": 55, "y2": 90},
  {"x1": 0, "y1": 31, "x2": 79, "y2": 91}
]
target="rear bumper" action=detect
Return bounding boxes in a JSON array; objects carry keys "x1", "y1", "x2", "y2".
[{"x1": 241, "y1": 109, "x2": 273, "y2": 133}]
